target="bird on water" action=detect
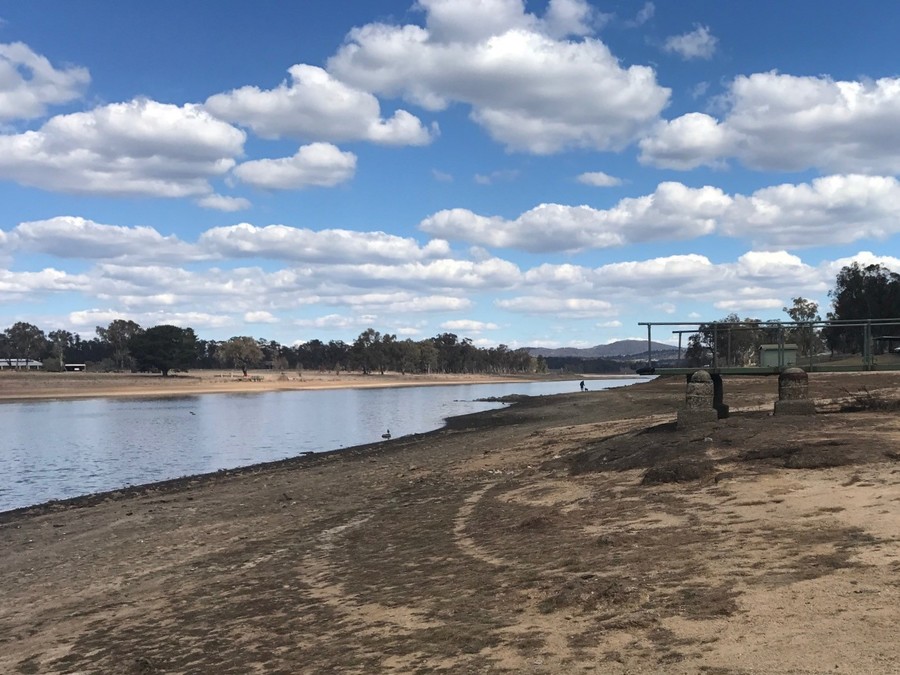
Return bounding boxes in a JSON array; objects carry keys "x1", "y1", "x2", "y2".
[{"x1": 382, "y1": 429, "x2": 391, "y2": 439}]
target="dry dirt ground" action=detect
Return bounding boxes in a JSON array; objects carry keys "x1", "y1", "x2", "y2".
[{"x1": 1, "y1": 373, "x2": 899, "y2": 674}]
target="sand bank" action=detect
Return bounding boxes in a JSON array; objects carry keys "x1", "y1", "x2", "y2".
[{"x1": 0, "y1": 369, "x2": 623, "y2": 403}]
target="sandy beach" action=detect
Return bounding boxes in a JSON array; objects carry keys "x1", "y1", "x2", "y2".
[
  {"x1": 0, "y1": 369, "x2": 598, "y2": 403},
  {"x1": 1, "y1": 371, "x2": 899, "y2": 673}
]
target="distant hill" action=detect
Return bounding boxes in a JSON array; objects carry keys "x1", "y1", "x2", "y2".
[{"x1": 528, "y1": 339, "x2": 676, "y2": 359}]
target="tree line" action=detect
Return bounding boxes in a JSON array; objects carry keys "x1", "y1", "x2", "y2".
[
  {"x1": 683, "y1": 262, "x2": 900, "y2": 366},
  {"x1": 0, "y1": 321, "x2": 545, "y2": 377}
]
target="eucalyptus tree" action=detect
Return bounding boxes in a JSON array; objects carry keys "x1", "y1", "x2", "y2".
[
  {"x1": 48, "y1": 329, "x2": 77, "y2": 370},
  {"x1": 783, "y1": 297, "x2": 823, "y2": 356},
  {"x1": 3, "y1": 322, "x2": 49, "y2": 364},
  {"x1": 693, "y1": 314, "x2": 764, "y2": 366},
  {"x1": 824, "y1": 263, "x2": 900, "y2": 353},
  {"x1": 96, "y1": 319, "x2": 144, "y2": 371},
  {"x1": 217, "y1": 336, "x2": 264, "y2": 376},
  {"x1": 351, "y1": 328, "x2": 381, "y2": 375}
]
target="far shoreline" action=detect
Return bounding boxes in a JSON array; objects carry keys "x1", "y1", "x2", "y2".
[{"x1": 0, "y1": 369, "x2": 643, "y2": 404}]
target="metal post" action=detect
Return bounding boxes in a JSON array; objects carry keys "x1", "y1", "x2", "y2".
[
  {"x1": 713, "y1": 324, "x2": 719, "y2": 369},
  {"x1": 808, "y1": 322, "x2": 814, "y2": 370},
  {"x1": 777, "y1": 324, "x2": 785, "y2": 369},
  {"x1": 727, "y1": 328, "x2": 732, "y2": 367},
  {"x1": 647, "y1": 324, "x2": 652, "y2": 368},
  {"x1": 864, "y1": 321, "x2": 872, "y2": 370}
]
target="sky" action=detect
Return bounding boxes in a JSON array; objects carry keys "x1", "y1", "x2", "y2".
[{"x1": 2, "y1": 0, "x2": 900, "y2": 349}]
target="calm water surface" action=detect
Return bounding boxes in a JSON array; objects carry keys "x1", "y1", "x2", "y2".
[{"x1": 0, "y1": 378, "x2": 644, "y2": 511}]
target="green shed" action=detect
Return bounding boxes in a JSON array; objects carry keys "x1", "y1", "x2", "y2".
[{"x1": 758, "y1": 344, "x2": 799, "y2": 368}]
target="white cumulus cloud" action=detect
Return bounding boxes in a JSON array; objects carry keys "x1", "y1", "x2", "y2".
[
  {"x1": 722, "y1": 174, "x2": 900, "y2": 248},
  {"x1": 327, "y1": 257, "x2": 522, "y2": 290},
  {"x1": 0, "y1": 267, "x2": 89, "y2": 295},
  {"x1": 516, "y1": 250, "x2": 827, "y2": 313},
  {"x1": 0, "y1": 42, "x2": 90, "y2": 121},
  {"x1": 496, "y1": 296, "x2": 615, "y2": 317},
  {"x1": 639, "y1": 113, "x2": 736, "y2": 170},
  {"x1": 199, "y1": 223, "x2": 450, "y2": 264},
  {"x1": 714, "y1": 298, "x2": 784, "y2": 312},
  {"x1": 641, "y1": 72, "x2": 900, "y2": 174},
  {"x1": 425, "y1": 174, "x2": 900, "y2": 251},
  {"x1": 0, "y1": 98, "x2": 245, "y2": 197},
  {"x1": 244, "y1": 311, "x2": 278, "y2": 323},
  {"x1": 440, "y1": 319, "x2": 499, "y2": 332},
  {"x1": 68, "y1": 308, "x2": 233, "y2": 332},
  {"x1": 328, "y1": 1, "x2": 669, "y2": 154},
  {"x1": 8, "y1": 216, "x2": 200, "y2": 262},
  {"x1": 420, "y1": 182, "x2": 730, "y2": 251},
  {"x1": 233, "y1": 143, "x2": 357, "y2": 190},
  {"x1": 205, "y1": 64, "x2": 433, "y2": 145}
]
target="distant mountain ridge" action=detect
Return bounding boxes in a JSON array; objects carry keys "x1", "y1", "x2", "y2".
[{"x1": 527, "y1": 339, "x2": 675, "y2": 359}]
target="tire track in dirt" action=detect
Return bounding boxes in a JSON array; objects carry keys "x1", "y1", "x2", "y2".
[
  {"x1": 299, "y1": 512, "x2": 443, "y2": 637},
  {"x1": 452, "y1": 482, "x2": 520, "y2": 569}
]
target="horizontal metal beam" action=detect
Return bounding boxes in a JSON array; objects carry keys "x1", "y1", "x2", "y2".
[
  {"x1": 640, "y1": 318, "x2": 900, "y2": 328},
  {"x1": 655, "y1": 362, "x2": 900, "y2": 376}
]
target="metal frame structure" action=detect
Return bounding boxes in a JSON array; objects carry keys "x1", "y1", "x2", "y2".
[{"x1": 638, "y1": 318, "x2": 900, "y2": 375}]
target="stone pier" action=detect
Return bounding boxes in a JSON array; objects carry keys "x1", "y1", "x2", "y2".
[
  {"x1": 677, "y1": 370, "x2": 720, "y2": 429},
  {"x1": 774, "y1": 367, "x2": 816, "y2": 415}
]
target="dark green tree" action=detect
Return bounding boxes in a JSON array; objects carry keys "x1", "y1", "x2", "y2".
[
  {"x1": 295, "y1": 339, "x2": 326, "y2": 371},
  {"x1": 48, "y1": 329, "x2": 76, "y2": 370},
  {"x1": 195, "y1": 339, "x2": 221, "y2": 368},
  {"x1": 824, "y1": 263, "x2": 900, "y2": 353},
  {"x1": 68, "y1": 335, "x2": 110, "y2": 364},
  {"x1": 96, "y1": 319, "x2": 143, "y2": 370},
  {"x1": 783, "y1": 297, "x2": 822, "y2": 356},
  {"x1": 378, "y1": 333, "x2": 398, "y2": 375},
  {"x1": 351, "y1": 328, "x2": 381, "y2": 375},
  {"x1": 683, "y1": 333, "x2": 707, "y2": 367},
  {"x1": 129, "y1": 325, "x2": 199, "y2": 376},
  {"x1": 3, "y1": 322, "x2": 49, "y2": 364},
  {"x1": 325, "y1": 340, "x2": 350, "y2": 373}
]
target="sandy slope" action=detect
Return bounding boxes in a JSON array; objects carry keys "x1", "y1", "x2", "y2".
[{"x1": 1, "y1": 372, "x2": 899, "y2": 673}]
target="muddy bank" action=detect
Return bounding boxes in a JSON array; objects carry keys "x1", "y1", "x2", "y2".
[{"x1": 1, "y1": 373, "x2": 899, "y2": 673}]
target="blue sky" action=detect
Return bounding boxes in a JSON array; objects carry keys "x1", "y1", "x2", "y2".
[{"x1": 2, "y1": 0, "x2": 900, "y2": 349}]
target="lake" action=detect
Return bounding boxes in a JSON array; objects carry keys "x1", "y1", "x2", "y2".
[{"x1": 0, "y1": 377, "x2": 644, "y2": 512}]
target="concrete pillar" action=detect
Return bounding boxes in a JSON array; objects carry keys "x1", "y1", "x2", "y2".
[
  {"x1": 677, "y1": 370, "x2": 720, "y2": 429},
  {"x1": 774, "y1": 367, "x2": 816, "y2": 415}
]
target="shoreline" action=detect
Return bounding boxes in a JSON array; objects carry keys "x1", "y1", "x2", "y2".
[
  {"x1": 6, "y1": 373, "x2": 896, "y2": 671},
  {"x1": 0, "y1": 369, "x2": 639, "y2": 404},
  {"x1": 0, "y1": 375, "x2": 647, "y2": 517}
]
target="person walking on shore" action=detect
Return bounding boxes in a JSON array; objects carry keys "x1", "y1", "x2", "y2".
[{"x1": 579, "y1": 380, "x2": 585, "y2": 392}]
